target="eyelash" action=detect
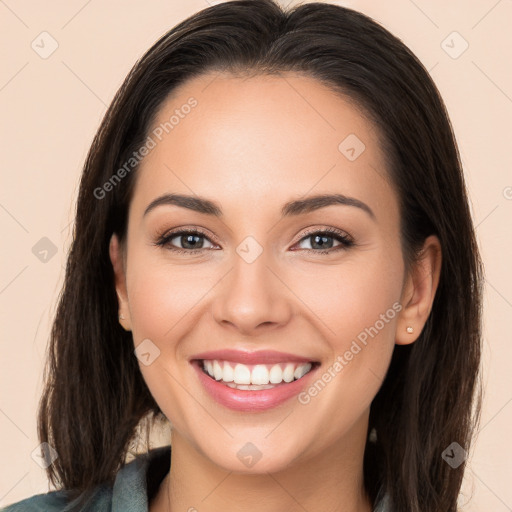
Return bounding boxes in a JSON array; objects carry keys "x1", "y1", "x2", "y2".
[{"x1": 154, "y1": 226, "x2": 354, "y2": 255}]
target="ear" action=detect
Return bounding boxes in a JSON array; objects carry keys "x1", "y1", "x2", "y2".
[
  {"x1": 109, "y1": 233, "x2": 132, "y2": 331},
  {"x1": 395, "y1": 235, "x2": 442, "y2": 345}
]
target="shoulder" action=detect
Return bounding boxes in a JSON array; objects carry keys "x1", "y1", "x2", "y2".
[
  {"x1": 1, "y1": 490, "x2": 65, "y2": 511},
  {"x1": 1, "y1": 489, "x2": 73, "y2": 511},
  {"x1": 1, "y1": 445, "x2": 171, "y2": 512},
  {"x1": 0, "y1": 485, "x2": 111, "y2": 512}
]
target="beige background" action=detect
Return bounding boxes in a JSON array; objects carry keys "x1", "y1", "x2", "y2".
[{"x1": 1, "y1": 0, "x2": 511, "y2": 509}]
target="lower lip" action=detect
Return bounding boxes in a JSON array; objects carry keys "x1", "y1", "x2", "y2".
[{"x1": 191, "y1": 360, "x2": 319, "y2": 412}]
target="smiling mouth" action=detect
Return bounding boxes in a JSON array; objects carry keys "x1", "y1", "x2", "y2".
[{"x1": 193, "y1": 359, "x2": 320, "y2": 390}]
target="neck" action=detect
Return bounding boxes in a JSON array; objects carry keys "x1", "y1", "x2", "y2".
[{"x1": 150, "y1": 420, "x2": 373, "y2": 512}]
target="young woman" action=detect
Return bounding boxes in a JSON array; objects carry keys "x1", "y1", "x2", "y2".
[{"x1": 1, "y1": 0, "x2": 483, "y2": 511}]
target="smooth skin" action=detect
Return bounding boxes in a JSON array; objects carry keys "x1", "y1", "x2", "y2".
[{"x1": 109, "y1": 72, "x2": 441, "y2": 512}]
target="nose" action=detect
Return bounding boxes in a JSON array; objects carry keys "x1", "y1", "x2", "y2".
[{"x1": 211, "y1": 251, "x2": 294, "y2": 336}]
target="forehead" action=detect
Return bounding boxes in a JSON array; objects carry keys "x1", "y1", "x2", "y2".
[{"x1": 131, "y1": 71, "x2": 394, "y2": 220}]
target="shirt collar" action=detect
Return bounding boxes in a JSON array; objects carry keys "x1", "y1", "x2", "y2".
[{"x1": 112, "y1": 445, "x2": 171, "y2": 512}]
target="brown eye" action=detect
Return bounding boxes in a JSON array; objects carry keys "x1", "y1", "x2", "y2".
[
  {"x1": 294, "y1": 228, "x2": 354, "y2": 254},
  {"x1": 155, "y1": 229, "x2": 216, "y2": 253}
]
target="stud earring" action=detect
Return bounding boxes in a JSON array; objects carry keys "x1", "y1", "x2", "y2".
[
  {"x1": 119, "y1": 313, "x2": 125, "y2": 320},
  {"x1": 406, "y1": 326, "x2": 413, "y2": 333}
]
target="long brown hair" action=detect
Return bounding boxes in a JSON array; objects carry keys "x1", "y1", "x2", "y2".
[{"x1": 37, "y1": 1, "x2": 483, "y2": 510}]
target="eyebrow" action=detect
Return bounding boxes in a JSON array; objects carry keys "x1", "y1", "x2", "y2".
[{"x1": 143, "y1": 193, "x2": 375, "y2": 220}]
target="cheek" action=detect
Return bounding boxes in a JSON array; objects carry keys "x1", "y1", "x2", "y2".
[
  {"x1": 124, "y1": 256, "x2": 216, "y2": 429},
  {"x1": 293, "y1": 249, "x2": 404, "y2": 346},
  {"x1": 126, "y1": 257, "x2": 214, "y2": 340},
  {"x1": 291, "y1": 249, "x2": 403, "y2": 408}
]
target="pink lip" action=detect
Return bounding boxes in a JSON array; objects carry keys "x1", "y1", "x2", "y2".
[
  {"x1": 189, "y1": 349, "x2": 317, "y2": 365},
  {"x1": 191, "y1": 360, "x2": 319, "y2": 412}
]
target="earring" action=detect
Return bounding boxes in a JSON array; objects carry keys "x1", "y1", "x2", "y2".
[
  {"x1": 406, "y1": 326, "x2": 413, "y2": 333},
  {"x1": 119, "y1": 313, "x2": 125, "y2": 320}
]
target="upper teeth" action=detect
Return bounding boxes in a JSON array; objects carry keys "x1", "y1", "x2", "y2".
[{"x1": 202, "y1": 360, "x2": 313, "y2": 385}]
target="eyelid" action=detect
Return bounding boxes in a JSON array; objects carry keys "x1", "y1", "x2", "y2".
[
  {"x1": 156, "y1": 226, "x2": 219, "y2": 244},
  {"x1": 293, "y1": 226, "x2": 353, "y2": 245}
]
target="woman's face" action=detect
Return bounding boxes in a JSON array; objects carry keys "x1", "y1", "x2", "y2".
[{"x1": 110, "y1": 72, "x2": 419, "y2": 473}]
